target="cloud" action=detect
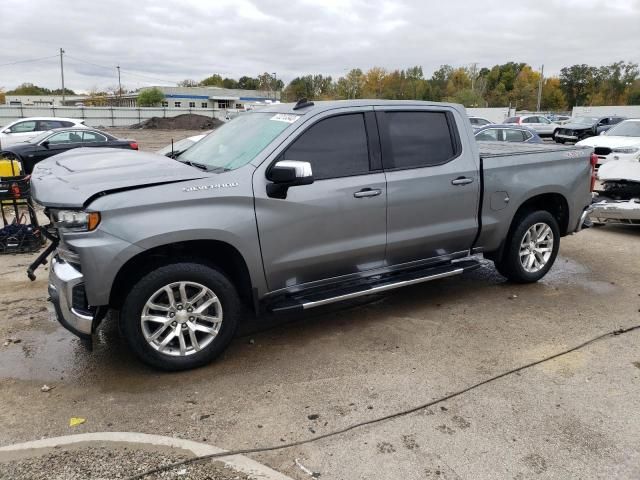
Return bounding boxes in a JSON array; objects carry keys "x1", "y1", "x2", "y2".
[{"x1": 0, "y1": 0, "x2": 638, "y2": 91}]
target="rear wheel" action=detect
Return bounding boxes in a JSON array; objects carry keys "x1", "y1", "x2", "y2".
[
  {"x1": 121, "y1": 262, "x2": 240, "y2": 371},
  {"x1": 494, "y1": 211, "x2": 560, "y2": 283}
]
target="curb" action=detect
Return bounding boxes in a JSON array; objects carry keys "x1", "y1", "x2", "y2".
[{"x1": 0, "y1": 432, "x2": 293, "y2": 480}]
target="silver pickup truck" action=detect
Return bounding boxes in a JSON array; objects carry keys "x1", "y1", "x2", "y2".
[{"x1": 29, "y1": 100, "x2": 595, "y2": 370}]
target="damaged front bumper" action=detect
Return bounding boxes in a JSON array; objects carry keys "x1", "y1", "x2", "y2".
[
  {"x1": 589, "y1": 198, "x2": 640, "y2": 226},
  {"x1": 48, "y1": 255, "x2": 101, "y2": 340}
]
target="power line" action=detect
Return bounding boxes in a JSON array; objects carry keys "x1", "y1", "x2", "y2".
[
  {"x1": 0, "y1": 55, "x2": 59, "y2": 68},
  {"x1": 65, "y1": 54, "x2": 178, "y2": 85}
]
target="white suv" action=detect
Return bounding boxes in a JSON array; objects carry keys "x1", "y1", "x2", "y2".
[{"x1": 0, "y1": 117, "x2": 87, "y2": 148}]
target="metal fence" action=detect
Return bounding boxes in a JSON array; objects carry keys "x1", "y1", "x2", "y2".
[{"x1": 0, "y1": 105, "x2": 229, "y2": 128}]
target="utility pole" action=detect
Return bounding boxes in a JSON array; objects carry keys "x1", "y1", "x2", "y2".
[
  {"x1": 59, "y1": 48, "x2": 65, "y2": 105},
  {"x1": 117, "y1": 65, "x2": 122, "y2": 106},
  {"x1": 536, "y1": 64, "x2": 544, "y2": 112},
  {"x1": 272, "y1": 72, "x2": 277, "y2": 101}
]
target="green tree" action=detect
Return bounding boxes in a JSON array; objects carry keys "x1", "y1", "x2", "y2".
[
  {"x1": 237, "y1": 76, "x2": 260, "y2": 90},
  {"x1": 430, "y1": 64, "x2": 453, "y2": 101},
  {"x1": 222, "y1": 78, "x2": 238, "y2": 89},
  {"x1": 137, "y1": 87, "x2": 165, "y2": 106},
  {"x1": 200, "y1": 74, "x2": 224, "y2": 87},
  {"x1": 336, "y1": 69, "x2": 364, "y2": 99},
  {"x1": 0, "y1": 88, "x2": 5, "y2": 104},
  {"x1": 627, "y1": 79, "x2": 640, "y2": 105},
  {"x1": 363, "y1": 67, "x2": 387, "y2": 98},
  {"x1": 559, "y1": 64, "x2": 598, "y2": 106},
  {"x1": 6, "y1": 83, "x2": 52, "y2": 95}
]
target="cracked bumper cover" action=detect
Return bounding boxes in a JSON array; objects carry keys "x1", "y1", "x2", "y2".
[{"x1": 48, "y1": 256, "x2": 94, "y2": 339}]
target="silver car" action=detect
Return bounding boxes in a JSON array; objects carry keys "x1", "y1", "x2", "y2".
[{"x1": 504, "y1": 114, "x2": 558, "y2": 137}]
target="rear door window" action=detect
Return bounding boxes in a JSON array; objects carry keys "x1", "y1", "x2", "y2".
[
  {"x1": 37, "y1": 120, "x2": 65, "y2": 130},
  {"x1": 381, "y1": 111, "x2": 458, "y2": 169},
  {"x1": 82, "y1": 131, "x2": 107, "y2": 142},
  {"x1": 282, "y1": 113, "x2": 370, "y2": 180},
  {"x1": 475, "y1": 129, "x2": 499, "y2": 141},
  {"x1": 505, "y1": 129, "x2": 526, "y2": 142},
  {"x1": 522, "y1": 117, "x2": 538, "y2": 124}
]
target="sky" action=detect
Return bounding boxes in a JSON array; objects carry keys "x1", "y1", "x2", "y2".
[{"x1": 1, "y1": 0, "x2": 639, "y2": 93}]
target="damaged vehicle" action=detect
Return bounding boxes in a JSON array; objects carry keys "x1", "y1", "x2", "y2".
[
  {"x1": 590, "y1": 159, "x2": 640, "y2": 226},
  {"x1": 28, "y1": 100, "x2": 594, "y2": 370},
  {"x1": 554, "y1": 115, "x2": 626, "y2": 143},
  {"x1": 576, "y1": 119, "x2": 640, "y2": 168}
]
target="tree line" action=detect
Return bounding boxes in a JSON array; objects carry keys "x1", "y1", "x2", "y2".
[
  {"x1": 281, "y1": 61, "x2": 640, "y2": 109},
  {"x1": 3, "y1": 60, "x2": 639, "y2": 109}
]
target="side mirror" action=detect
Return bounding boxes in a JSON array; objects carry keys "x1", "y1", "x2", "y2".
[
  {"x1": 266, "y1": 160, "x2": 314, "y2": 199},
  {"x1": 41, "y1": 140, "x2": 50, "y2": 149},
  {"x1": 2, "y1": 129, "x2": 10, "y2": 134}
]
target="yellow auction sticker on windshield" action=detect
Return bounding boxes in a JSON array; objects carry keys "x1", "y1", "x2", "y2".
[{"x1": 270, "y1": 114, "x2": 299, "y2": 123}]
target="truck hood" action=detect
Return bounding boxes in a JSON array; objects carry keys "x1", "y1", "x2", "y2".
[
  {"x1": 598, "y1": 159, "x2": 640, "y2": 183},
  {"x1": 31, "y1": 147, "x2": 208, "y2": 208},
  {"x1": 577, "y1": 136, "x2": 640, "y2": 148}
]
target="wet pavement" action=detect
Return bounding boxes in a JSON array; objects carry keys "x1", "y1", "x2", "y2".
[{"x1": 0, "y1": 224, "x2": 639, "y2": 479}]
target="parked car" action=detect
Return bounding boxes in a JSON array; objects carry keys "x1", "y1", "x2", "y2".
[
  {"x1": 546, "y1": 114, "x2": 571, "y2": 124},
  {"x1": 576, "y1": 119, "x2": 640, "y2": 167},
  {"x1": 468, "y1": 116, "x2": 493, "y2": 130},
  {"x1": 590, "y1": 158, "x2": 640, "y2": 226},
  {"x1": 30, "y1": 99, "x2": 594, "y2": 370},
  {"x1": 504, "y1": 115, "x2": 558, "y2": 137},
  {"x1": 554, "y1": 116, "x2": 626, "y2": 143},
  {"x1": 0, "y1": 128, "x2": 138, "y2": 174},
  {"x1": 0, "y1": 117, "x2": 87, "y2": 149},
  {"x1": 157, "y1": 133, "x2": 209, "y2": 158},
  {"x1": 474, "y1": 124, "x2": 543, "y2": 143}
]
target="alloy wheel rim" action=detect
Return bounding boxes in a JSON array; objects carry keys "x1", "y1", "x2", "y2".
[
  {"x1": 519, "y1": 223, "x2": 554, "y2": 273},
  {"x1": 141, "y1": 281, "x2": 222, "y2": 356}
]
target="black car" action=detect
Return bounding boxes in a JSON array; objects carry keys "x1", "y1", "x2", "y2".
[
  {"x1": 553, "y1": 115, "x2": 626, "y2": 144},
  {"x1": 0, "y1": 128, "x2": 138, "y2": 174}
]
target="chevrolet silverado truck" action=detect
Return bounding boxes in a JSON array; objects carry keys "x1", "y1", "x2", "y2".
[{"x1": 29, "y1": 100, "x2": 595, "y2": 371}]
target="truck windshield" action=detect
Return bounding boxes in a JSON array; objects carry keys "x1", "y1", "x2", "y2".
[
  {"x1": 178, "y1": 112, "x2": 299, "y2": 171},
  {"x1": 572, "y1": 117, "x2": 599, "y2": 125}
]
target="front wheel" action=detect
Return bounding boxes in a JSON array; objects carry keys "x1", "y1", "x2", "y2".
[
  {"x1": 494, "y1": 211, "x2": 560, "y2": 283},
  {"x1": 121, "y1": 262, "x2": 240, "y2": 371}
]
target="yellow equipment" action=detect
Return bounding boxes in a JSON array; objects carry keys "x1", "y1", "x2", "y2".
[{"x1": 0, "y1": 158, "x2": 23, "y2": 178}]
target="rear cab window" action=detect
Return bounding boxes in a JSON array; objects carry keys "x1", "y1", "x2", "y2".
[{"x1": 378, "y1": 110, "x2": 460, "y2": 169}]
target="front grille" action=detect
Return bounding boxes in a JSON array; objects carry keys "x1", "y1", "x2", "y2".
[{"x1": 594, "y1": 147, "x2": 612, "y2": 156}]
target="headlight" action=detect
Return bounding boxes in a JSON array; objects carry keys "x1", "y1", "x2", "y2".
[
  {"x1": 612, "y1": 147, "x2": 639, "y2": 154},
  {"x1": 51, "y1": 210, "x2": 101, "y2": 232}
]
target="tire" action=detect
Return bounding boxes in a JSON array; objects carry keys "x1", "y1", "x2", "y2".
[
  {"x1": 121, "y1": 262, "x2": 240, "y2": 371},
  {"x1": 493, "y1": 210, "x2": 560, "y2": 283}
]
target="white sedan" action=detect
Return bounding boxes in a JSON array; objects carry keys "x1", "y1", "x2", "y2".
[
  {"x1": 577, "y1": 119, "x2": 640, "y2": 167},
  {"x1": 0, "y1": 117, "x2": 87, "y2": 148}
]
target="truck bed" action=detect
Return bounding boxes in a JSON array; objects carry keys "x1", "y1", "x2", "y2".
[{"x1": 477, "y1": 141, "x2": 585, "y2": 158}]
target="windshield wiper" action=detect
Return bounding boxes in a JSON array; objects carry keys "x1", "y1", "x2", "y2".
[
  {"x1": 207, "y1": 166, "x2": 232, "y2": 173},
  {"x1": 174, "y1": 158, "x2": 210, "y2": 171}
]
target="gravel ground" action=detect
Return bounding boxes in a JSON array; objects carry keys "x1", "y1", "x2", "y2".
[
  {"x1": 0, "y1": 446, "x2": 250, "y2": 480},
  {"x1": 104, "y1": 128, "x2": 206, "y2": 152}
]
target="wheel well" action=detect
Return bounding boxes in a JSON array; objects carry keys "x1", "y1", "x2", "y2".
[
  {"x1": 513, "y1": 193, "x2": 570, "y2": 235},
  {"x1": 109, "y1": 240, "x2": 254, "y2": 310},
  {"x1": 486, "y1": 192, "x2": 570, "y2": 262}
]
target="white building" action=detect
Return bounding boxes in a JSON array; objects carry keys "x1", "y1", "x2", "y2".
[{"x1": 144, "y1": 86, "x2": 280, "y2": 109}]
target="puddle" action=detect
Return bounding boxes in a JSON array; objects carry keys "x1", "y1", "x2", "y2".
[{"x1": 541, "y1": 256, "x2": 617, "y2": 294}]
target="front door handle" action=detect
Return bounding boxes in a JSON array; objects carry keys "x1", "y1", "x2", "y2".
[
  {"x1": 354, "y1": 188, "x2": 382, "y2": 198},
  {"x1": 451, "y1": 177, "x2": 474, "y2": 186}
]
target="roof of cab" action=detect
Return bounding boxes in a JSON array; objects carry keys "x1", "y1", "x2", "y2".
[{"x1": 253, "y1": 99, "x2": 464, "y2": 116}]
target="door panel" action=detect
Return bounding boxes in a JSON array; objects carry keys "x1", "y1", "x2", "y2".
[
  {"x1": 378, "y1": 109, "x2": 479, "y2": 266},
  {"x1": 253, "y1": 111, "x2": 387, "y2": 291},
  {"x1": 254, "y1": 173, "x2": 387, "y2": 290}
]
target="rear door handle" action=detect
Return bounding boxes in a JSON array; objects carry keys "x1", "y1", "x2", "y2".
[
  {"x1": 451, "y1": 177, "x2": 474, "y2": 186},
  {"x1": 354, "y1": 188, "x2": 382, "y2": 198}
]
